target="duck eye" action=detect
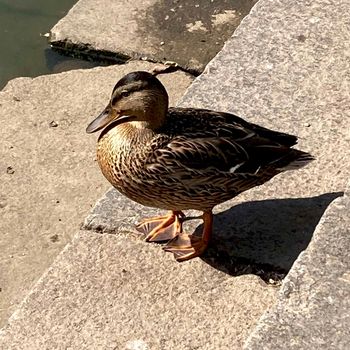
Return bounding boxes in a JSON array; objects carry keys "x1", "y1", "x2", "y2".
[
  {"x1": 111, "y1": 90, "x2": 130, "y2": 105},
  {"x1": 120, "y1": 90, "x2": 129, "y2": 98}
]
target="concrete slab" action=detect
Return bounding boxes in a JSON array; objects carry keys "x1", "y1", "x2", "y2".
[
  {"x1": 0, "y1": 230, "x2": 277, "y2": 349},
  {"x1": 84, "y1": 188, "x2": 339, "y2": 277},
  {"x1": 0, "y1": 61, "x2": 193, "y2": 328},
  {"x1": 244, "y1": 187, "x2": 350, "y2": 350},
  {"x1": 50, "y1": 0, "x2": 258, "y2": 73}
]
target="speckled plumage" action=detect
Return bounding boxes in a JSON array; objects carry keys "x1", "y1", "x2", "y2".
[
  {"x1": 87, "y1": 70, "x2": 314, "y2": 261},
  {"x1": 96, "y1": 106, "x2": 312, "y2": 211}
]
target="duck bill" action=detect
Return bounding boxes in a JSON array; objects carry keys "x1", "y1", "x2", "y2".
[
  {"x1": 86, "y1": 106, "x2": 114, "y2": 133},
  {"x1": 86, "y1": 107, "x2": 136, "y2": 133}
]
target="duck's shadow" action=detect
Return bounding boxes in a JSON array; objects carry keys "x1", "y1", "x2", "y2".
[{"x1": 190, "y1": 192, "x2": 342, "y2": 282}]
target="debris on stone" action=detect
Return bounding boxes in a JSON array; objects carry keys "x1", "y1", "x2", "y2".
[
  {"x1": 6, "y1": 166, "x2": 15, "y2": 175},
  {"x1": 50, "y1": 234, "x2": 59, "y2": 243},
  {"x1": 150, "y1": 62, "x2": 179, "y2": 76}
]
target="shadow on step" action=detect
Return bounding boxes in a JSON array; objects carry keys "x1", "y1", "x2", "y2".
[{"x1": 197, "y1": 192, "x2": 343, "y2": 282}]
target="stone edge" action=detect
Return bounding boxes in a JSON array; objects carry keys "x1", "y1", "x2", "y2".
[{"x1": 243, "y1": 182, "x2": 350, "y2": 348}]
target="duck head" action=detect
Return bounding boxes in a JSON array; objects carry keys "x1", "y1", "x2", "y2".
[{"x1": 86, "y1": 71, "x2": 169, "y2": 133}]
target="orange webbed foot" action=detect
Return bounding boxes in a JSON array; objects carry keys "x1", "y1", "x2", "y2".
[
  {"x1": 163, "y1": 211, "x2": 213, "y2": 262},
  {"x1": 163, "y1": 233, "x2": 208, "y2": 262},
  {"x1": 136, "y1": 211, "x2": 185, "y2": 242}
]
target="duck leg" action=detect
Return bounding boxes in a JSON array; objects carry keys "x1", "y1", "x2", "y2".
[
  {"x1": 163, "y1": 210, "x2": 213, "y2": 262},
  {"x1": 136, "y1": 211, "x2": 185, "y2": 242}
]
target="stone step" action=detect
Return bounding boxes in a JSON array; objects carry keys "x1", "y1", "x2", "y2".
[
  {"x1": 83, "y1": 188, "x2": 340, "y2": 276},
  {"x1": 49, "y1": 0, "x2": 258, "y2": 73}
]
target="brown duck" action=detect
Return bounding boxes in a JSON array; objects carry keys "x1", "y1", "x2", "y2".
[{"x1": 87, "y1": 70, "x2": 313, "y2": 262}]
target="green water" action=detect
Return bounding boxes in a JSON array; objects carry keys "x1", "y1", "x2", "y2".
[{"x1": 0, "y1": 0, "x2": 98, "y2": 89}]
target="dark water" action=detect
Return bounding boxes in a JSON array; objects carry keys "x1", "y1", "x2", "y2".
[{"x1": 0, "y1": 0, "x2": 99, "y2": 89}]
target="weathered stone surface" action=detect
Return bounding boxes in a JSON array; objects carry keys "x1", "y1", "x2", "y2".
[
  {"x1": 244, "y1": 188, "x2": 350, "y2": 350},
  {"x1": 50, "y1": 0, "x2": 258, "y2": 73},
  {"x1": 0, "y1": 231, "x2": 277, "y2": 349},
  {"x1": 0, "y1": 61, "x2": 193, "y2": 327}
]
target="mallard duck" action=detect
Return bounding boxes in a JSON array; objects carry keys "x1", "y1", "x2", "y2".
[{"x1": 87, "y1": 70, "x2": 313, "y2": 262}]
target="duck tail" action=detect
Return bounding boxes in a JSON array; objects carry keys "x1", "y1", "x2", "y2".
[{"x1": 277, "y1": 149, "x2": 315, "y2": 171}]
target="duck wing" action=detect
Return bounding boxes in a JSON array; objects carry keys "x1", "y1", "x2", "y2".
[
  {"x1": 167, "y1": 108, "x2": 299, "y2": 147},
  {"x1": 147, "y1": 108, "x2": 312, "y2": 178},
  {"x1": 147, "y1": 136, "x2": 249, "y2": 175}
]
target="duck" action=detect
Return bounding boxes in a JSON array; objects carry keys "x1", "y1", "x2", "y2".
[{"x1": 86, "y1": 69, "x2": 314, "y2": 262}]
